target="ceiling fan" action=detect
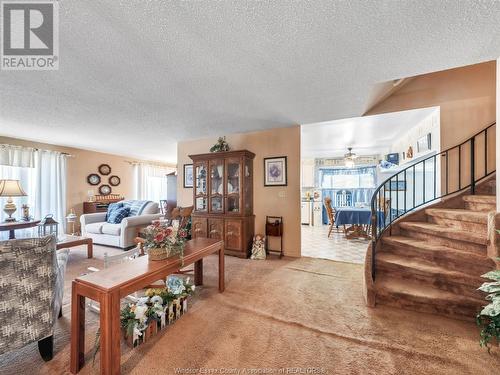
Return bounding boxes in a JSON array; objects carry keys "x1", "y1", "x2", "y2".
[{"x1": 344, "y1": 147, "x2": 357, "y2": 168}]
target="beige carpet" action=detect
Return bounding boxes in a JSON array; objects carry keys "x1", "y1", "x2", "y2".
[{"x1": 0, "y1": 244, "x2": 499, "y2": 374}]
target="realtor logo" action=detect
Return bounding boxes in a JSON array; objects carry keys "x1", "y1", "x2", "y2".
[{"x1": 1, "y1": 0, "x2": 59, "y2": 70}]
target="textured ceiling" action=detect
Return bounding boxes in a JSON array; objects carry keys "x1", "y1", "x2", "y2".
[
  {"x1": 1, "y1": 1, "x2": 500, "y2": 163},
  {"x1": 301, "y1": 107, "x2": 439, "y2": 158}
]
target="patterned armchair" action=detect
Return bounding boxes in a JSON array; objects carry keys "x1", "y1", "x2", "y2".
[{"x1": 0, "y1": 236, "x2": 69, "y2": 361}]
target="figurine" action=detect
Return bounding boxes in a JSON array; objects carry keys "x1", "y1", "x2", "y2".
[{"x1": 250, "y1": 234, "x2": 266, "y2": 260}]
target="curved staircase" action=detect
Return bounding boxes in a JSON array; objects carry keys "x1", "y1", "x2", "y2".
[
  {"x1": 374, "y1": 189, "x2": 496, "y2": 320},
  {"x1": 367, "y1": 122, "x2": 497, "y2": 321}
]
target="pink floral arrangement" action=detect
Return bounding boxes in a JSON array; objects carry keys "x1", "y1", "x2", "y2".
[{"x1": 143, "y1": 221, "x2": 188, "y2": 251}]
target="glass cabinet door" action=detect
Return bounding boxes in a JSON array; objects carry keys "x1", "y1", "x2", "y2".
[
  {"x1": 195, "y1": 163, "x2": 207, "y2": 212},
  {"x1": 226, "y1": 159, "x2": 241, "y2": 213},
  {"x1": 244, "y1": 158, "x2": 253, "y2": 214},
  {"x1": 209, "y1": 160, "x2": 224, "y2": 213}
]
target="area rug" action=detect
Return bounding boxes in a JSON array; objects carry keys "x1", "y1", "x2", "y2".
[{"x1": 0, "y1": 245, "x2": 498, "y2": 374}]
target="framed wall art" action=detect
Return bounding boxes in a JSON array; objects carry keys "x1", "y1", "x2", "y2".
[
  {"x1": 264, "y1": 156, "x2": 287, "y2": 186},
  {"x1": 183, "y1": 164, "x2": 193, "y2": 188}
]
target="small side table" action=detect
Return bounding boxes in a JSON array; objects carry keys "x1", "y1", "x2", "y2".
[
  {"x1": 265, "y1": 216, "x2": 283, "y2": 258},
  {"x1": 0, "y1": 219, "x2": 41, "y2": 240}
]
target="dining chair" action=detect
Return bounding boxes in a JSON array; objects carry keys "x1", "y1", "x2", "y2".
[{"x1": 324, "y1": 197, "x2": 337, "y2": 238}]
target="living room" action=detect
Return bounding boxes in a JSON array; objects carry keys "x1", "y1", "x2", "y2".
[{"x1": 1, "y1": 2, "x2": 500, "y2": 375}]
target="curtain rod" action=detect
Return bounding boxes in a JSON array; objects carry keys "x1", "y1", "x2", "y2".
[
  {"x1": 124, "y1": 160, "x2": 176, "y2": 168},
  {"x1": 0, "y1": 143, "x2": 74, "y2": 157}
]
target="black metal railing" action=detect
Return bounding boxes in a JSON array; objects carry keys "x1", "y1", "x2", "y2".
[{"x1": 370, "y1": 122, "x2": 496, "y2": 280}]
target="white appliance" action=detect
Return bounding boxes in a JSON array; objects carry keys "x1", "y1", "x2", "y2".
[
  {"x1": 312, "y1": 201, "x2": 323, "y2": 226},
  {"x1": 301, "y1": 201, "x2": 311, "y2": 225}
]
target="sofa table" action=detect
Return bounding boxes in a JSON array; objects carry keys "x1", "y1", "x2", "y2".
[
  {"x1": 57, "y1": 235, "x2": 93, "y2": 258},
  {"x1": 70, "y1": 237, "x2": 224, "y2": 375}
]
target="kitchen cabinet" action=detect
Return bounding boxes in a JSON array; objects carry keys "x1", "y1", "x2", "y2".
[
  {"x1": 301, "y1": 160, "x2": 315, "y2": 187},
  {"x1": 301, "y1": 201, "x2": 311, "y2": 225}
]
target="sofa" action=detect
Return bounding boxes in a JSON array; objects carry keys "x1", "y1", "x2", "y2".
[
  {"x1": 80, "y1": 200, "x2": 161, "y2": 249},
  {"x1": 0, "y1": 235, "x2": 69, "y2": 361}
]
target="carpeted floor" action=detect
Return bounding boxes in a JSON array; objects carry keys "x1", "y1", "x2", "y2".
[{"x1": 0, "y1": 244, "x2": 499, "y2": 374}]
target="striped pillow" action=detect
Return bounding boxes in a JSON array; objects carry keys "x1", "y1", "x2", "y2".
[{"x1": 106, "y1": 207, "x2": 130, "y2": 224}]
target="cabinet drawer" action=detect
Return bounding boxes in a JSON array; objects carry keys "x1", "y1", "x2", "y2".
[
  {"x1": 225, "y1": 219, "x2": 243, "y2": 251},
  {"x1": 208, "y1": 218, "x2": 224, "y2": 240},
  {"x1": 192, "y1": 217, "x2": 207, "y2": 238}
]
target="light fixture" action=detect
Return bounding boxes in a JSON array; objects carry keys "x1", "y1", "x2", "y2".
[
  {"x1": 344, "y1": 147, "x2": 357, "y2": 168},
  {"x1": 0, "y1": 179, "x2": 27, "y2": 222}
]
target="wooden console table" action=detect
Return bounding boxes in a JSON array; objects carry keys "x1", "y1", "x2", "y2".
[{"x1": 70, "y1": 238, "x2": 224, "y2": 375}]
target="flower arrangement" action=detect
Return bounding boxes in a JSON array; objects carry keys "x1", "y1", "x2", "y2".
[
  {"x1": 120, "y1": 276, "x2": 195, "y2": 347},
  {"x1": 143, "y1": 221, "x2": 188, "y2": 261},
  {"x1": 477, "y1": 266, "x2": 500, "y2": 352},
  {"x1": 210, "y1": 136, "x2": 230, "y2": 152}
]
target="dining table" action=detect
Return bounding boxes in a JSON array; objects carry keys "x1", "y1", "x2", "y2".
[{"x1": 334, "y1": 207, "x2": 385, "y2": 239}]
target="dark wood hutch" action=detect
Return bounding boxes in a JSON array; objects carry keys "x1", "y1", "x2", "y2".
[{"x1": 189, "y1": 150, "x2": 255, "y2": 258}]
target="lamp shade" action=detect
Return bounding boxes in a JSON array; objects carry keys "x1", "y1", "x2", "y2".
[{"x1": 0, "y1": 180, "x2": 27, "y2": 197}]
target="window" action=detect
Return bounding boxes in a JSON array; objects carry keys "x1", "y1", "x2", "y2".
[
  {"x1": 133, "y1": 163, "x2": 176, "y2": 202},
  {"x1": 320, "y1": 167, "x2": 375, "y2": 189}
]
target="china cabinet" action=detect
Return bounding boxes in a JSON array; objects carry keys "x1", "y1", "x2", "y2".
[{"x1": 190, "y1": 150, "x2": 255, "y2": 258}]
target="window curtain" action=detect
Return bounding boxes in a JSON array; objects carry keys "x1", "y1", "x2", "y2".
[
  {"x1": 33, "y1": 150, "x2": 67, "y2": 232},
  {"x1": 0, "y1": 145, "x2": 67, "y2": 232},
  {"x1": 133, "y1": 163, "x2": 175, "y2": 202}
]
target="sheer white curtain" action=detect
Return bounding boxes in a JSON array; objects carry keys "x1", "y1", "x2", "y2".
[
  {"x1": 33, "y1": 149, "x2": 67, "y2": 232},
  {"x1": 0, "y1": 145, "x2": 67, "y2": 232},
  {"x1": 133, "y1": 163, "x2": 175, "y2": 202}
]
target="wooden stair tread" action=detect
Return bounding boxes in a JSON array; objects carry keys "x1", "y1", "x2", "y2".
[
  {"x1": 377, "y1": 252, "x2": 484, "y2": 284},
  {"x1": 462, "y1": 195, "x2": 496, "y2": 204},
  {"x1": 424, "y1": 208, "x2": 488, "y2": 224},
  {"x1": 375, "y1": 276, "x2": 484, "y2": 306},
  {"x1": 399, "y1": 222, "x2": 488, "y2": 245}
]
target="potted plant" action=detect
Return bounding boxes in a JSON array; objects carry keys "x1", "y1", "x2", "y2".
[{"x1": 477, "y1": 267, "x2": 500, "y2": 352}]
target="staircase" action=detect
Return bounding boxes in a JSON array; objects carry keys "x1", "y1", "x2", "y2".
[{"x1": 368, "y1": 122, "x2": 497, "y2": 321}]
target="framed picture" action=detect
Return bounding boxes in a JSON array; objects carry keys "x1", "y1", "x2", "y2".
[
  {"x1": 417, "y1": 133, "x2": 432, "y2": 153},
  {"x1": 264, "y1": 156, "x2": 287, "y2": 186},
  {"x1": 183, "y1": 164, "x2": 193, "y2": 188}
]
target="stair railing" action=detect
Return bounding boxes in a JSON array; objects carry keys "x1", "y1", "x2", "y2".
[{"x1": 370, "y1": 122, "x2": 496, "y2": 281}]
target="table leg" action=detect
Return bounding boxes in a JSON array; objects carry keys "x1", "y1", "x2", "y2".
[
  {"x1": 100, "y1": 291, "x2": 121, "y2": 375},
  {"x1": 70, "y1": 283, "x2": 86, "y2": 374},
  {"x1": 87, "y1": 239, "x2": 93, "y2": 259},
  {"x1": 9, "y1": 229, "x2": 15, "y2": 240},
  {"x1": 218, "y1": 244, "x2": 225, "y2": 292},
  {"x1": 194, "y1": 259, "x2": 203, "y2": 286}
]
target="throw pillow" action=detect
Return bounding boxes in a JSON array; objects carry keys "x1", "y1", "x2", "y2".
[
  {"x1": 106, "y1": 202, "x2": 124, "y2": 220},
  {"x1": 106, "y1": 207, "x2": 130, "y2": 224}
]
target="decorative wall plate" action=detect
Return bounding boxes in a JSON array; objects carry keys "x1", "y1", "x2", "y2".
[
  {"x1": 99, "y1": 184, "x2": 112, "y2": 195},
  {"x1": 98, "y1": 164, "x2": 112, "y2": 175},
  {"x1": 87, "y1": 173, "x2": 101, "y2": 186},
  {"x1": 109, "y1": 175, "x2": 121, "y2": 186}
]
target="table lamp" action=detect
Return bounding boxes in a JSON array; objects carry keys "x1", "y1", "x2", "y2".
[{"x1": 0, "y1": 179, "x2": 27, "y2": 222}]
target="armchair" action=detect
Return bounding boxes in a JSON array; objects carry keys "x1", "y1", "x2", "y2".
[
  {"x1": 80, "y1": 200, "x2": 161, "y2": 249},
  {"x1": 0, "y1": 235, "x2": 69, "y2": 361}
]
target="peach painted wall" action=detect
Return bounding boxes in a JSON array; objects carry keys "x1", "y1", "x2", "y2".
[
  {"x1": 177, "y1": 126, "x2": 301, "y2": 257},
  {"x1": 0, "y1": 135, "x2": 174, "y2": 231},
  {"x1": 366, "y1": 61, "x2": 496, "y2": 193}
]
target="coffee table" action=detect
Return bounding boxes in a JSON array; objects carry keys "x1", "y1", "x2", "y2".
[{"x1": 57, "y1": 235, "x2": 93, "y2": 258}]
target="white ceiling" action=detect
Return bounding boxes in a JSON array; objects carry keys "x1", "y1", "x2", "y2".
[
  {"x1": 301, "y1": 107, "x2": 439, "y2": 158},
  {"x1": 1, "y1": 1, "x2": 500, "y2": 163}
]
